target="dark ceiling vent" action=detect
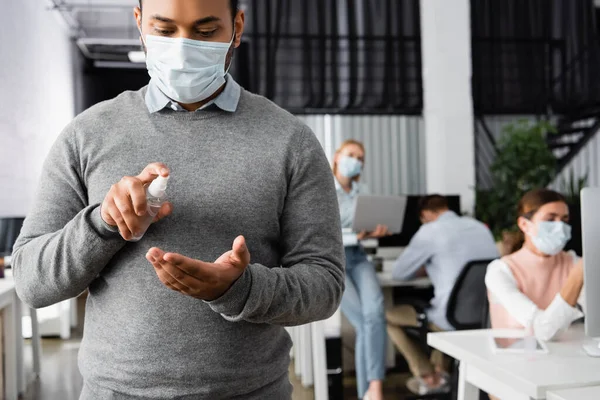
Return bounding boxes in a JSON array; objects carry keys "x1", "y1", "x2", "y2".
[{"x1": 76, "y1": 38, "x2": 143, "y2": 62}]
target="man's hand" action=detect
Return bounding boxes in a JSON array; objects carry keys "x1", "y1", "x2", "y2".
[
  {"x1": 146, "y1": 236, "x2": 251, "y2": 301},
  {"x1": 357, "y1": 225, "x2": 391, "y2": 240},
  {"x1": 101, "y1": 162, "x2": 173, "y2": 240}
]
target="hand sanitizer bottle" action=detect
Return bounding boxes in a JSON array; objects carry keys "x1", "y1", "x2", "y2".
[{"x1": 129, "y1": 176, "x2": 169, "y2": 242}]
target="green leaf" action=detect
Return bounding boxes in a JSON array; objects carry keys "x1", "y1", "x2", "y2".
[{"x1": 475, "y1": 119, "x2": 558, "y2": 238}]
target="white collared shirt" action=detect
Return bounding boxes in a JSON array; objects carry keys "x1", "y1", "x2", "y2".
[
  {"x1": 393, "y1": 212, "x2": 499, "y2": 330},
  {"x1": 335, "y1": 178, "x2": 369, "y2": 246}
]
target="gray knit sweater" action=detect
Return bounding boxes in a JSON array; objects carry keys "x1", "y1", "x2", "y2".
[{"x1": 12, "y1": 87, "x2": 344, "y2": 399}]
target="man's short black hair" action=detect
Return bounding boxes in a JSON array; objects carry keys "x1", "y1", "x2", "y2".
[
  {"x1": 418, "y1": 194, "x2": 449, "y2": 214},
  {"x1": 138, "y1": 0, "x2": 239, "y2": 20}
]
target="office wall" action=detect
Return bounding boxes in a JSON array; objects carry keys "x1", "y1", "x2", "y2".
[
  {"x1": 299, "y1": 115, "x2": 425, "y2": 195},
  {"x1": 0, "y1": 1, "x2": 76, "y2": 217}
]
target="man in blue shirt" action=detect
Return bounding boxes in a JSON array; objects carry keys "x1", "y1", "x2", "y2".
[{"x1": 387, "y1": 195, "x2": 498, "y2": 394}]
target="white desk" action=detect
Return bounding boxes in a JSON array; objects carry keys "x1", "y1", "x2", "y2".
[
  {"x1": 0, "y1": 277, "x2": 22, "y2": 400},
  {"x1": 547, "y1": 386, "x2": 600, "y2": 400},
  {"x1": 428, "y1": 325, "x2": 600, "y2": 400}
]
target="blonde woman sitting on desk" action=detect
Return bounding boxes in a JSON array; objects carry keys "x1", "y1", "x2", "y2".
[
  {"x1": 333, "y1": 139, "x2": 389, "y2": 400},
  {"x1": 486, "y1": 188, "x2": 584, "y2": 342}
]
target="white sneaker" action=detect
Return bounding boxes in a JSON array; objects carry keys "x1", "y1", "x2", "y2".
[{"x1": 406, "y1": 375, "x2": 450, "y2": 395}]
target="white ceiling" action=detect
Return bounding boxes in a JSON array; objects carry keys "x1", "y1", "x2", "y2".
[
  {"x1": 49, "y1": 0, "x2": 139, "y2": 40},
  {"x1": 49, "y1": 0, "x2": 249, "y2": 63},
  {"x1": 47, "y1": 0, "x2": 142, "y2": 64}
]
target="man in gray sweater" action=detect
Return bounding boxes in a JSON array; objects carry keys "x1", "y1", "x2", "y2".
[{"x1": 12, "y1": 0, "x2": 345, "y2": 398}]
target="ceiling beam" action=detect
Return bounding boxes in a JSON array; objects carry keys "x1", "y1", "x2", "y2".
[
  {"x1": 50, "y1": 2, "x2": 136, "y2": 11},
  {"x1": 45, "y1": 0, "x2": 86, "y2": 38}
]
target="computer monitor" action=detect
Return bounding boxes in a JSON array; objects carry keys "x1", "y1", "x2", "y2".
[
  {"x1": 378, "y1": 195, "x2": 461, "y2": 248},
  {"x1": 581, "y1": 188, "x2": 600, "y2": 356},
  {"x1": 0, "y1": 217, "x2": 25, "y2": 257}
]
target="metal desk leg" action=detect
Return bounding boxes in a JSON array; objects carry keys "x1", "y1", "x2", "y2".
[
  {"x1": 292, "y1": 327, "x2": 302, "y2": 378},
  {"x1": 30, "y1": 307, "x2": 42, "y2": 376},
  {"x1": 311, "y1": 321, "x2": 329, "y2": 400},
  {"x1": 299, "y1": 324, "x2": 314, "y2": 387},
  {"x1": 4, "y1": 299, "x2": 18, "y2": 400},
  {"x1": 15, "y1": 296, "x2": 25, "y2": 395},
  {"x1": 458, "y1": 362, "x2": 480, "y2": 400}
]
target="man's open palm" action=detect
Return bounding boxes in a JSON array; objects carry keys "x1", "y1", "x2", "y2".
[{"x1": 146, "y1": 236, "x2": 250, "y2": 301}]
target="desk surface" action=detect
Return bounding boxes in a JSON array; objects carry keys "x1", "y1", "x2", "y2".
[
  {"x1": 0, "y1": 277, "x2": 16, "y2": 310},
  {"x1": 377, "y1": 272, "x2": 431, "y2": 288},
  {"x1": 428, "y1": 324, "x2": 600, "y2": 399},
  {"x1": 548, "y1": 386, "x2": 600, "y2": 400},
  {"x1": 0, "y1": 277, "x2": 15, "y2": 295}
]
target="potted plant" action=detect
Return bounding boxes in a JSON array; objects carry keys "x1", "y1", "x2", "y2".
[{"x1": 475, "y1": 119, "x2": 557, "y2": 254}]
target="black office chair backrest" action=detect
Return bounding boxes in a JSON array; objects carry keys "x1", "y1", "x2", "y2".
[
  {"x1": 0, "y1": 217, "x2": 25, "y2": 256},
  {"x1": 446, "y1": 259, "x2": 495, "y2": 331}
]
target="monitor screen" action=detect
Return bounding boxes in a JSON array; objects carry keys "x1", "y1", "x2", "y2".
[
  {"x1": 0, "y1": 218, "x2": 25, "y2": 256},
  {"x1": 378, "y1": 195, "x2": 461, "y2": 247}
]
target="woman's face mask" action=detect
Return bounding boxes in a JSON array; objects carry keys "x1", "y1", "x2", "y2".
[
  {"x1": 337, "y1": 155, "x2": 363, "y2": 178},
  {"x1": 527, "y1": 220, "x2": 572, "y2": 256}
]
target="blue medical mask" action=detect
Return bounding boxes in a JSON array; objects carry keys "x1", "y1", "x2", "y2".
[
  {"x1": 337, "y1": 155, "x2": 363, "y2": 178},
  {"x1": 528, "y1": 221, "x2": 572, "y2": 256},
  {"x1": 142, "y1": 33, "x2": 234, "y2": 104}
]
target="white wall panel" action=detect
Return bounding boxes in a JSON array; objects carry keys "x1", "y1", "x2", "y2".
[{"x1": 0, "y1": 0, "x2": 75, "y2": 217}]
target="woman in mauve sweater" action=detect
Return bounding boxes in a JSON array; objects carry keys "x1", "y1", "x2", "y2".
[{"x1": 486, "y1": 188, "x2": 584, "y2": 342}]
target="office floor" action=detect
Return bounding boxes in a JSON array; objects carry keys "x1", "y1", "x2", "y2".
[
  {"x1": 20, "y1": 338, "x2": 414, "y2": 400},
  {"x1": 19, "y1": 296, "x2": 414, "y2": 400}
]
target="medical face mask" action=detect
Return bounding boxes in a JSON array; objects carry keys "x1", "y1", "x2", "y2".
[
  {"x1": 337, "y1": 155, "x2": 363, "y2": 178},
  {"x1": 528, "y1": 220, "x2": 572, "y2": 256},
  {"x1": 142, "y1": 33, "x2": 234, "y2": 104}
]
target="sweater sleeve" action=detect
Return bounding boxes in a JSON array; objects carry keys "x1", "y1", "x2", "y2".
[
  {"x1": 392, "y1": 225, "x2": 433, "y2": 281},
  {"x1": 12, "y1": 123, "x2": 127, "y2": 308},
  {"x1": 207, "y1": 127, "x2": 345, "y2": 325},
  {"x1": 567, "y1": 251, "x2": 586, "y2": 313},
  {"x1": 485, "y1": 259, "x2": 583, "y2": 341}
]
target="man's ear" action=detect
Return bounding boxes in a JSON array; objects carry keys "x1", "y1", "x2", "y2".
[
  {"x1": 233, "y1": 10, "x2": 245, "y2": 48},
  {"x1": 134, "y1": 6, "x2": 143, "y2": 32}
]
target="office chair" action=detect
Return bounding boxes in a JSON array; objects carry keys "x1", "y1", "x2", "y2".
[{"x1": 398, "y1": 259, "x2": 495, "y2": 400}]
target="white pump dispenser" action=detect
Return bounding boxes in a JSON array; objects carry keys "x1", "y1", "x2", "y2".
[{"x1": 129, "y1": 175, "x2": 169, "y2": 242}]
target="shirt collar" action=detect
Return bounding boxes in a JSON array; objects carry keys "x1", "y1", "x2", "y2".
[
  {"x1": 145, "y1": 74, "x2": 241, "y2": 114},
  {"x1": 437, "y1": 210, "x2": 458, "y2": 221},
  {"x1": 334, "y1": 178, "x2": 359, "y2": 195}
]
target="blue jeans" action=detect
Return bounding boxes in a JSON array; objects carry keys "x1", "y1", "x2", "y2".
[{"x1": 341, "y1": 246, "x2": 387, "y2": 398}]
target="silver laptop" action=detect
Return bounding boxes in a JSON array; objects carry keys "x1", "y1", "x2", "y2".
[{"x1": 351, "y1": 195, "x2": 407, "y2": 234}]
